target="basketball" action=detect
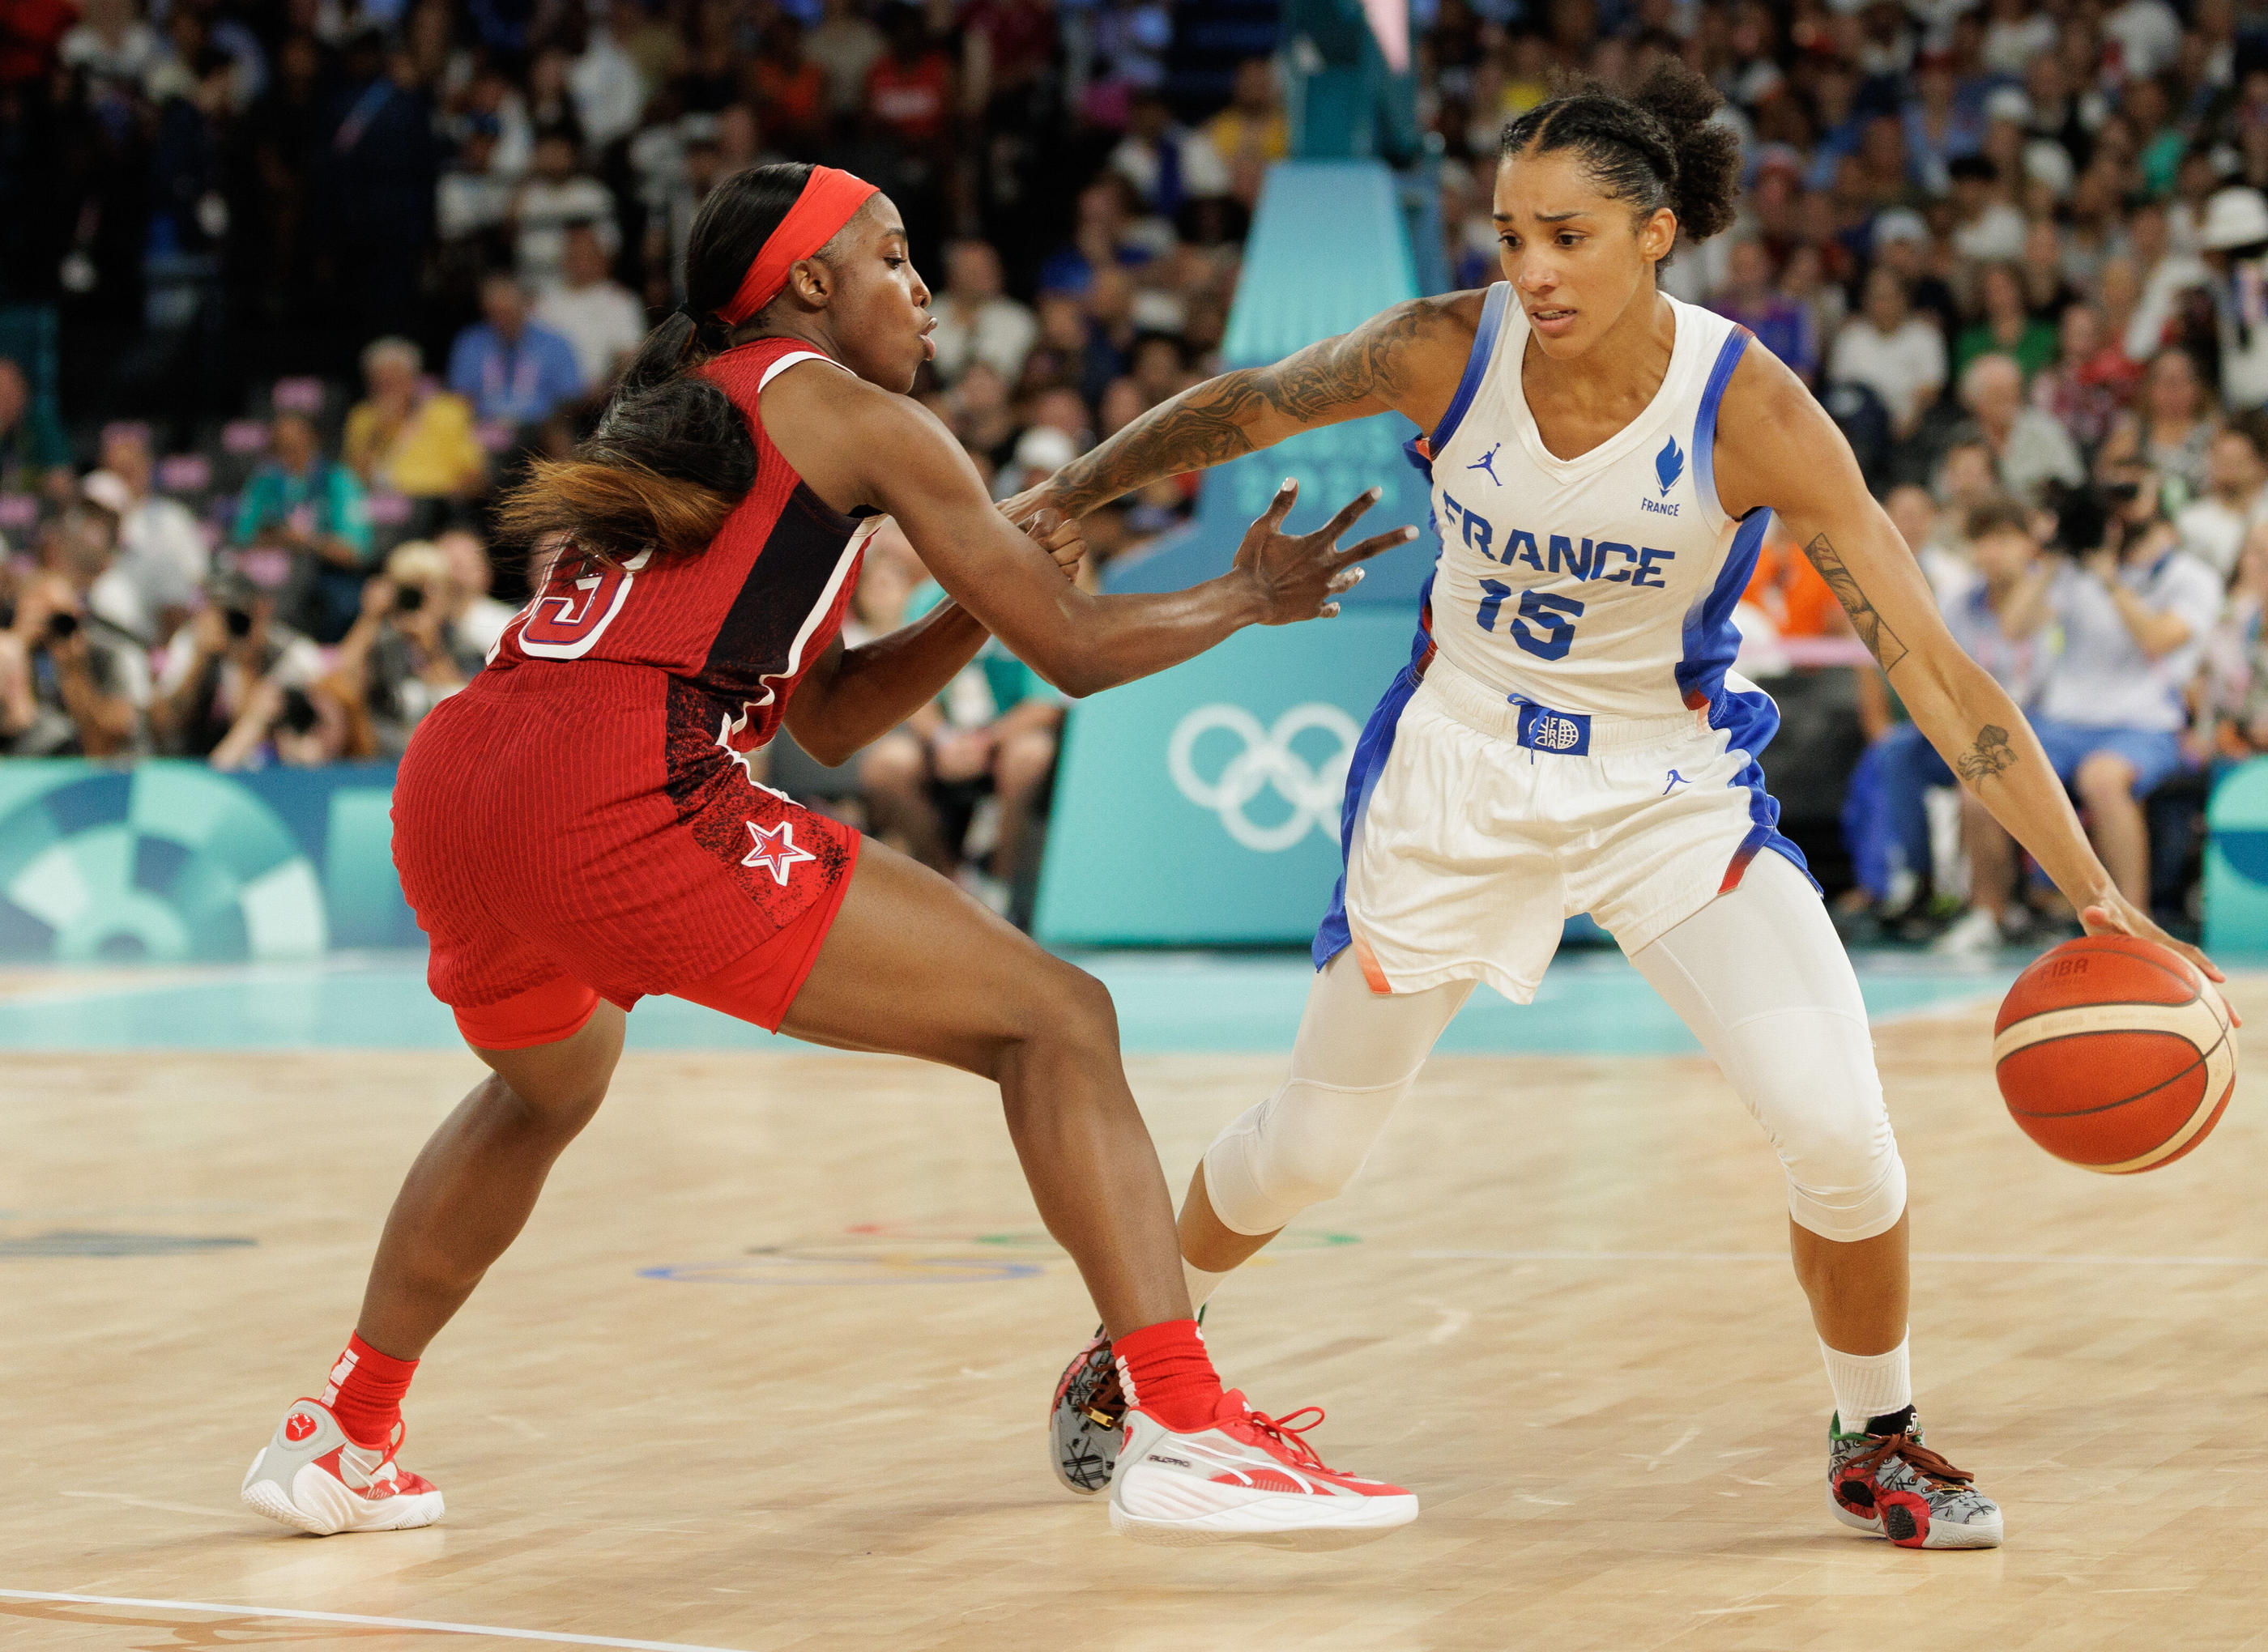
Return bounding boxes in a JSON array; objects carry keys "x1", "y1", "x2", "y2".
[{"x1": 1993, "y1": 936, "x2": 2238, "y2": 1174}]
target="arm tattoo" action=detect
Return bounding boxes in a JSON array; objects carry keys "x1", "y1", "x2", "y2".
[
  {"x1": 1802, "y1": 532, "x2": 1909, "y2": 673},
  {"x1": 1045, "y1": 300, "x2": 1451, "y2": 515},
  {"x1": 1955, "y1": 724, "x2": 2018, "y2": 782}
]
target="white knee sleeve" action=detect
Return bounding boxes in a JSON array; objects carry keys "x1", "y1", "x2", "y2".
[
  {"x1": 1202, "y1": 1070, "x2": 1422, "y2": 1237},
  {"x1": 1631, "y1": 852, "x2": 1908, "y2": 1244},
  {"x1": 1198, "y1": 949, "x2": 1469, "y2": 1237}
]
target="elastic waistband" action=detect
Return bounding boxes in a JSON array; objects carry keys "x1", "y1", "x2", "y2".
[{"x1": 1419, "y1": 655, "x2": 1706, "y2": 754}]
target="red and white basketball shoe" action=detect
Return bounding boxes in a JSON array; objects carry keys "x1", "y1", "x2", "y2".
[
  {"x1": 241, "y1": 1398, "x2": 444, "y2": 1535},
  {"x1": 1109, "y1": 1392, "x2": 1418, "y2": 1548}
]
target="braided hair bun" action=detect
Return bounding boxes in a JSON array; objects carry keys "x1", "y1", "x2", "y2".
[{"x1": 1499, "y1": 60, "x2": 1742, "y2": 261}]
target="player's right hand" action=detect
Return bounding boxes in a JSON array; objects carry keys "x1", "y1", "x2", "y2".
[{"x1": 1233, "y1": 479, "x2": 1416, "y2": 626}]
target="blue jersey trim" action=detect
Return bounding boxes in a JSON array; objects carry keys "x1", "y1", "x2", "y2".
[
  {"x1": 1675, "y1": 506, "x2": 1771, "y2": 713},
  {"x1": 1429, "y1": 283, "x2": 1511, "y2": 455},
  {"x1": 1691, "y1": 326, "x2": 1751, "y2": 526}
]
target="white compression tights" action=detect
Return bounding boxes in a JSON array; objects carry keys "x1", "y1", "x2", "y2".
[{"x1": 1201, "y1": 851, "x2": 1906, "y2": 1243}]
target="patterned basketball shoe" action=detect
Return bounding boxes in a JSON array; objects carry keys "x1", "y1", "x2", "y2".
[
  {"x1": 1110, "y1": 1393, "x2": 1418, "y2": 1548},
  {"x1": 241, "y1": 1398, "x2": 444, "y2": 1535},
  {"x1": 1049, "y1": 1330, "x2": 1123, "y2": 1495},
  {"x1": 1827, "y1": 1407, "x2": 2002, "y2": 1549}
]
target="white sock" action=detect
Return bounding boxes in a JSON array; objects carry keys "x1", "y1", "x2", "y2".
[
  {"x1": 1820, "y1": 1332, "x2": 1912, "y2": 1432},
  {"x1": 1183, "y1": 1258, "x2": 1233, "y2": 1312}
]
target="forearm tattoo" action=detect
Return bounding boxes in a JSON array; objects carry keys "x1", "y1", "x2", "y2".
[
  {"x1": 1803, "y1": 532, "x2": 1909, "y2": 674},
  {"x1": 1046, "y1": 300, "x2": 1451, "y2": 515},
  {"x1": 1955, "y1": 724, "x2": 2018, "y2": 782}
]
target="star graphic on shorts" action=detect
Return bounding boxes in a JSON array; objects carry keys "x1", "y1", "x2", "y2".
[{"x1": 741, "y1": 820, "x2": 816, "y2": 886}]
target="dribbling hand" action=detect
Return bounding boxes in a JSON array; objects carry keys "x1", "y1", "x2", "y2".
[
  {"x1": 2080, "y1": 890, "x2": 2240, "y2": 1021},
  {"x1": 1233, "y1": 479, "x2": 1417, "y2": 626}
]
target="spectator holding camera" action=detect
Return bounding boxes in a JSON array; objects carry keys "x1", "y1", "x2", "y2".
[
  {"x1": 1951, "y1": 471, "x2": 2223, "y2": 943},
  {"x1": 152, "y1": 569, "x2": 322, "y2": 760},
  {"x1": 231, "y1": 411, "x2": 377, "y2": 645},
  {"x1": 330, "y1": 540, "x2": 470, "y2": 757},
  {"x1": 0, "y1": 508, "x2": 149, "y2": 757}
]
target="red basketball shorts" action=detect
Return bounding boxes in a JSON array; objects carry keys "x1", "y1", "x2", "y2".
[{"x1": 391, "y1": 662, "x2": 860, "y2": 1048}]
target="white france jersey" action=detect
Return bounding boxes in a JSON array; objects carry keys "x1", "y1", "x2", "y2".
[{"x1": 1419, "y1": 286, "x2": 1768, "y2": 727}]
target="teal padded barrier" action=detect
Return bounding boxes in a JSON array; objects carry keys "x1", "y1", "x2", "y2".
[
  {"x1": 2206, "y1": 757, "x2": 2268, "y2": 956},
  {"x1": 0, "y1": 760, "x2": 416, "y2": 962},
  {"x1": 1034, "y1": 611, "x2": 1412, "y2": 946}
]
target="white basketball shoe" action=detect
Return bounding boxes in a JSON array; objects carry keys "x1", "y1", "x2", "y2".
[
  {"x1": 1109, "y1": 1392, "x2": 1418, "y2": 1548},
  {"x1": 241, "y1": 1397, "x2": 444, "y2": 1535}
]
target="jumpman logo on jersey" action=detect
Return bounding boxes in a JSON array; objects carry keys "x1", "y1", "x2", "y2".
[
  {"x1": 1662, "y1": 769, "x2": 1691, "y2": 794},
  {"x1": 742, "y1": 820, "x2": 816, "y2": 885},
  {"x1": 1466, "y1": 442, "x2": 1503, "y2": 486}
]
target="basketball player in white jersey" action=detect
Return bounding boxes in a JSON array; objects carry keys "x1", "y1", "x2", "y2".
[{"x1": 1008, "y1": 64, "x2": 2227, "y2": 1549}]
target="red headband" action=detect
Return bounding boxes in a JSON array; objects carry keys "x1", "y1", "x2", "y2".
[{"x1": 716, "y1": 167, "x2": 881, "y2": 327}]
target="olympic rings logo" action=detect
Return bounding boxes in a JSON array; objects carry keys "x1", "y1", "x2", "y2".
[{"x1": 1166, "y1": 702, "x2": 1360, "y2": 853}]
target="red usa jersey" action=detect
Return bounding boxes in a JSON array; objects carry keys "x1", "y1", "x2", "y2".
[{"x1": 490, "y1": 338, "x2": 881, "y2": 769}]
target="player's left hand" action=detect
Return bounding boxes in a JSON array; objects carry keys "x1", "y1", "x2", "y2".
[
  {"x1": 1008, "y1": 503, "x2": 1085, "y2": 582},
  {"x1": 2081, "y1": 891, "x2": 2238, "y2": 1020}
]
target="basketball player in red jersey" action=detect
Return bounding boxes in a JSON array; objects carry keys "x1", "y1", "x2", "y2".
[{"x1": 240, "y1": 164, "x2": 1422, "y2": 1549}]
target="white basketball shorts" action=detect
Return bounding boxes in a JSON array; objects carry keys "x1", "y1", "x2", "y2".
[{"x1": 1318, "y1": 655, "x2": 1814, "y2": 1003}]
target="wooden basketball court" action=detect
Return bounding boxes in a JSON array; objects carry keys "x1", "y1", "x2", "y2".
[{"x1": 3, "y1": 979, "x2": 2264, "y2": 1650}]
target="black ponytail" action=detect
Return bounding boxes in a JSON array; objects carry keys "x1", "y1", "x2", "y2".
[
  {"x1": 1499, "y1": 60, "x2": 1742, "y2": 262},
  {"x1": 493, "y1": 162, "x2": 829, "y2": 562}
]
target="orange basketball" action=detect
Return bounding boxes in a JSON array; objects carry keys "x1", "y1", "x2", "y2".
[{"x1": 1993, "y1": 935, "x2": 2236, "y2": 1173}]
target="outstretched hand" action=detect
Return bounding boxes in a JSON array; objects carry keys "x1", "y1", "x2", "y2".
[
  {"x1": 2080, "y1": 892, "x2": 2239, "y2": 1023},
  {"x1": 1234, "y1": 479, "x2": 1417, "y2": 626}
]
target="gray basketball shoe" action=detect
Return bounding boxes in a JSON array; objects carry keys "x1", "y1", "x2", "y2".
[
  {"x1": 1827, "y1": 1407, "x2": 2002, "y2": 1549},
  {"x1": 1048, "y1": 1331, "x2": 1124, "y2": 1495}
]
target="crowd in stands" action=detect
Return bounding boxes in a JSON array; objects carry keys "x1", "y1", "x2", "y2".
[{"x1": 8, "y1": 0, "x2": 2268, "y2": 939}]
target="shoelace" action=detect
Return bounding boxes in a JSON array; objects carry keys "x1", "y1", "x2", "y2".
[
  {"x1": 1235, "y1": 1405, "x2": 1330, "y2": 1471},
  {"x1": 1843, "y1": 1429, "x2": 1974, "y2": 1489}
]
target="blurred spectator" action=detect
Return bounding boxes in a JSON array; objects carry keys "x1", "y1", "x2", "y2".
[
  {"x1": 750, "y1": 16, "x2": 828, "y2": 149},
  {"x1": 2030, "y1": 300, "x2": 2141, "y2": 461},
  {"x1": 808, "y1": 0, "x2": 885, "y2": 118},
  {"x1": 231, "y1": 411, "x2": 376, "y2": 645},
  {"x1": 0, "y1": 509, "x2": 148, "y2": 757},
  {"x1": 152, "y1": 568, "x2": 322, "y2": 760},
  {"x1": 1204, "y1": 57, "x2": 1288, "y2": 180},
  {"x1": 2125, "y1": 199, "x2": 2210, "y2": 364},
  {"x1": 344, "y1": 338, "x2": 487, "y2": 505},
  {"x1": 81, "y1": 428, "x2": 207, "y2": 646},
  {"x1": 2200, "y1": 184, "x2": 2268, "y2": 413},
  {"x1": 859, "y1": 560, "x2": 1066, "y2": 912},
  {"x1": 1111, "y1": 89, "x2": 1230, "y2": 220},
  {"x1": 1883, "y1": 482, "x2": 1977, "y2": 608},
  {"x1": 536, "y1": 223, "x2": 648, "y2": 390},
  {"x1": 1957, "y1": 353, "x2": 2085, "y2": 502},
  {"x1": 448, "y1": 273, "x2": 585, "y2": 426},
  {"x1": 1946, "y1": 155, "x2": 2026, "y2": 263},
  {"x1": 2173, "y1": 422, "x2": 2268, "y2": 577},
  {"x1": 437, "y1": 114, "x2": 513, "y2": 245},
  {"x1": 330, "y1": 539, "x2": 468, "y2": 756},
  {"x1": 2099, "y1": 348, "x2": 2220, "y2": 505},
  {"x1": 1874, "y1": 497, "x2": 2044, "y2": 931},
  {"x1": 0, "y1": 357, "x2": 71, "y2": 501},
  {"x1": 932, "y1": 239, "x2": 1037, "y2": 387},
  {"x1": 435, "y1": 528, "x2": 516, "y2": 664},
  {"x1": 2202, "y1": 519, "x2": 2268, "y2": 758},
  {"x1": 1713, "y1": 240, "x2": 1817, "y2": 383},
  {"x1": 1950, "y1": 471, "x2": 2220, "y2": 947},
  {"x1": 863, "y1": 5, "x2": 954, "y2": 148},
  {"x1": 1955, "y1": 263, "x2": 2057, "y2": 384},
  {"x1": 1830, "y1": 270, "x2": 1945, "y2": 447},
  {"x1": 571, "y1": 3, "x2": 647, "y2": 151},
  {"x1": 513, "y1": 130, "x2": 616, "y2": 292}
]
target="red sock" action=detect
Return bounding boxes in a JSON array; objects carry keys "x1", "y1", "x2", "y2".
[
  {"x1": 1114, "y1": 1318, "x2": 1227, "y2": 1433},
  {"x1": 321, "y1": 1333, "x2": 418, "y2": 1450}
]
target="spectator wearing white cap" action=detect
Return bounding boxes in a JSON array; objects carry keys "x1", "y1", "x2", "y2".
[
  {"x1": 80, "y1": 428, "x2": 209, "y2": 647},
  {"x1": 2201, "y1": 185, "x2": 2268, "y2": 412}
]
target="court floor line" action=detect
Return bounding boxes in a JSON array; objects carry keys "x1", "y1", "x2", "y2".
[
  {"x1": 1412, "y1": 1249, "x2": 2268, "y2": 1267},
  {"x1": 0, "y1": 1590, "x2": 748, "y2": 1652}
]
